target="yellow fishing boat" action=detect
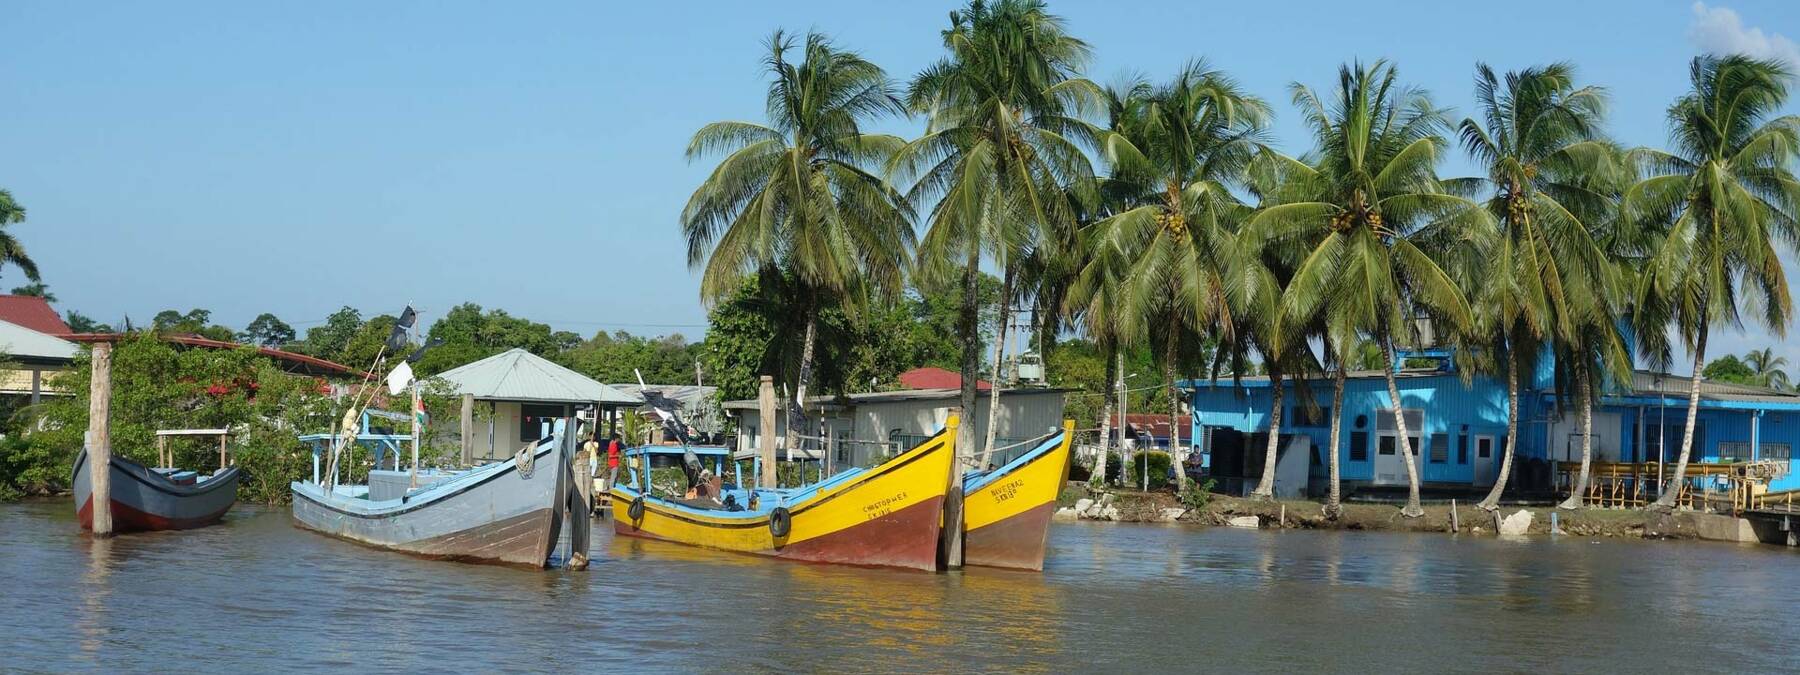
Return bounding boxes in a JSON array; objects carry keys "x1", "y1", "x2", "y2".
[
  {"x1": 610, "y1": 417, "x2": 958, "y2": 571},
  {"x1": 960, "y1": 420, "x2": 1075, "y2": 571}
]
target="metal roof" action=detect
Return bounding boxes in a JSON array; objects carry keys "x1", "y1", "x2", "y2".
[
  {"x1": 432, "y1": 348, "x2": 639, "y2": 404},
  {"x1": 0, "y1": 318, "x2": 78, "y2": 365},
  {"x1": 65, "y1": 332, "x2": 365, "y2": 377},
  {"x1": 1617, "y1": 370, "x2": 1800, "y2": 406},
  {"x1": 610, "y1": 383, "x2": 722, "y2": 433},
  {"x1": 1180, "y1": 368, "x2": 1446, "y2": 389},
  {"x1": 0, "y1": 295, "x2": 70, "y2": 334},
  {"x1": 720, "y1": 386, "x2": 1068, "y2": 411}
]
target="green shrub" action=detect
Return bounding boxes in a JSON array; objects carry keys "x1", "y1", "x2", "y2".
[
  {"x1": 1133, "y1": 451, "x2": 1173, "y2": 490},
  {"x1": 1181, "y1": 478, "x2": 1217, "y2": 510}
]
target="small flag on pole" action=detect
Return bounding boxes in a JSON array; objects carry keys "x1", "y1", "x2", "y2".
[{"x1": 386, "y1": 361, "x2": 414, "y2": 396}]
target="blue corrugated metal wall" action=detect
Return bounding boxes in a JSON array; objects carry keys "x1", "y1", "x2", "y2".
[
  {"x1": 1188, "y1": 371, "x2": 1534, "y2": 485},
  {"x1": 1190, "y1": 372, "x2": 1800, "y2": 489}
]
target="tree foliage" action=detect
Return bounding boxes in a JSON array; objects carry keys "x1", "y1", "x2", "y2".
[{"x1": 241, "y1": 313, "x2": 297, "y2": 347}]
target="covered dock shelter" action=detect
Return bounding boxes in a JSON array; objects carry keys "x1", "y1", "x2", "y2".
[{"x1": 431, "y1": 348, "x2": 640, "y2": 463}]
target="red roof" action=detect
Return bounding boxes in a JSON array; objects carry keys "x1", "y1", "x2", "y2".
[
  {"x1": 63, "y1": 333, "x2": 367, "y2": 378},
  {"x1": 898, "y1": 366, "x2": 991, "y2": 391},
  {"x1": 0, "y1": 295, "x2": 70, "y2": 334},
  {"x1": 1102, "y1": 413, "x2": 1175, "y2": 438}
]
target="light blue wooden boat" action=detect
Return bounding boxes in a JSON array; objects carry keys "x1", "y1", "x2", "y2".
[{"x1": 290, "y1": 416, "x2": 580, "y2": 569}]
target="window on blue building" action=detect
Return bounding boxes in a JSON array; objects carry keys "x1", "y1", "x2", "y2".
[
  {"x1": 1378, "y1": 436, "x2": 1396, "y2": 456},
  {"x1": 1430, "y1": 435, "x2": 1449, "y2": 463},
  {"x1": 1457, "y1": 434, "x2": 1469, "y2": 464},
  {"x1": 1350, "y1": 432, "x2": 1368, "y2": 461}
]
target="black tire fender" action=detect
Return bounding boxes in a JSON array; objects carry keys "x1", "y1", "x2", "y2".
[
  {"x1": 628, "y1": 495, "x2": 646, "y2": 523},
  {"x1": 768, "y1": 506, "x2": 793, "y2": 539}
]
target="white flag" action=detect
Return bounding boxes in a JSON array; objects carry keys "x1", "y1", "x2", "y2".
[{"x1": 385, "y1": 361, "x2": 414, "y2": 396}]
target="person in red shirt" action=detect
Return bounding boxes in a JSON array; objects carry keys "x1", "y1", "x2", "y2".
[{"x1": 605, "y1": 432, "x2": 623, "y2": 491}]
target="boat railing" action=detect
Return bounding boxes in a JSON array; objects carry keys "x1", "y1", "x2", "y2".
[{"x1": 154, "y1": 428, "x2": 232, "y2": 471}]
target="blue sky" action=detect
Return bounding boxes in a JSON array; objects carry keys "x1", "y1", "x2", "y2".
[{"x1": 1, "y1": 1, "x2": 1796, "y2": 370}]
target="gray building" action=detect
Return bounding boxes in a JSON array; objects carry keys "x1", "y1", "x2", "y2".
[{"x1": 722, "y1": 384, "x2": 1069, "y2": 468}]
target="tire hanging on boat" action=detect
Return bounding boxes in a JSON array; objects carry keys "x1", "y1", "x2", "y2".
[
  {"x1": 768, "y1": 506, "x2": 792, "y2": 538},
  {"x1": 628, "y1": 495, "x2": 645, "y2": 523}
]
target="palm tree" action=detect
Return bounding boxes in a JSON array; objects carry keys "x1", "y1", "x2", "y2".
[
  {"x1": 1249, "y1": 61, "x2": 1486, "y2": 517},
  {"x1": 1744, "y1": 347, "x2": 1792, "y2": 390},
  {"x1": 1088, "y1": 62, "x2": 1269, "y2": 494},
  {"x1": 1556, "y1": 319, "x2": 1632, "y2": 509},
  {"x1": 681, "y1": 30, "x2": 914, "y2": 455},
  {"x1": 0, "y1": 189, "x2": 40, "y2": 283},
  {"x1": 1453, "y1": 63, "x2": 1620, "y2": 511},
  {"x1": 1628, "y1": 56, "x2": 1800, "y2": 511},
  {"x1": 1066, "y1": 234, "x2": 1131, "y2": 486},
  {"x1": 895, "y1": 0, "x2": 1100, "y2": 458},
  {"x1": 10, "y1": 282, "x2": 54, "y2": 302}
]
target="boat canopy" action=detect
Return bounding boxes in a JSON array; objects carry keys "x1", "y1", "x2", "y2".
[{"x1": 625, "y1": 445, "x2": 732, "y2": 458}]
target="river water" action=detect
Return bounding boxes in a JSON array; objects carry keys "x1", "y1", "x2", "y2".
[{"x1": 3, "y1": 501, "x2": 1796, "y2": 673}]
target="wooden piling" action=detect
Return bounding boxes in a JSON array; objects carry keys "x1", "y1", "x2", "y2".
[
  {"x1": 87, "y1": 342, "x2": 114, "y2": 537},
  {"x1": 459, "y1": 394, "x2": 475, "y2": 466},
  {"x1": 1451, "y1": 499, "x2": 1460, "y2": 533},
  {"x1": 940, "y1": 409, "x2": 965, "y2": 570},
  {"x1": 758, "y1": 375, "x2": 777, "y2": 488}
]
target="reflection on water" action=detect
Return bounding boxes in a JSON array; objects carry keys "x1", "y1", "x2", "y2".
[
  {"x1": 2, "y1": 502, "x2": 1798, "y2": 672},
  {"x1": 77, "y1": 536, "x2": 111, "y2": 661}
]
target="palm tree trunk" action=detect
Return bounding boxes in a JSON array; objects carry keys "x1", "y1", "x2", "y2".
[
  {"x1": 1559, "y1": 359, "x2": 1594, "y2": 510},
  {"x1": 1325, "y1": 357, "x2": 1346, "y2": 519},
  {"x1": 980, "y1": 267, "x2": 1015, "y2": 467},
  {"x1": 956, "y1": 247, "x2": 981, "y2": 459},
  {"x1": 1652, "y1": 324, "x2": 1708, "y2": 511},
  {"x1": 1093, "y1": 346, "x2": 1116, "y2": 486},
  {"x1": 785, "y1": 311, "x2": 818, "y2": 459},
  {"x1": 1385, "y1": 341, "x2": 1424, "y2": 517},
  {"x1": 1478, "y1": 348, "x2": 1521, "y2": 511},
  {"x1": 1251, "y1": 366, "x2": 1283, "y2": 500},
  {"x1": 1165, "y1": 325, "x2": 1183, "y2": 495},
  {"x1": 945, "y1": 245, "x2": 983, "y2": 569}
]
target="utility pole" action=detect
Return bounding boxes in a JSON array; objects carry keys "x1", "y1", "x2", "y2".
[{"x1": 1117, "y1": 355, "x2": 1129, "y2": 489}]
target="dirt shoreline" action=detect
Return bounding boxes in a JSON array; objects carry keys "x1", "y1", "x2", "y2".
[{"x1": 1059, "y1": 484, "x2": 1743, "y2": 541}]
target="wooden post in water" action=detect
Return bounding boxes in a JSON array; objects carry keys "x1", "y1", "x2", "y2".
[
  {"x1": 88, "y1": 342, "x2": 114, "y2": 537},
  {"x1": 758, "y1": 375, "x2": 777, "y2": 488},
  {"x1": 941, "y1": 408, "x2": 965, "y2": 570},
  {"x1": 1451, "y1": 499, "x2": 1461, "y2": 533},
  {"x1": 459, "y1": 394, "x2": 475, "y2": 466}
]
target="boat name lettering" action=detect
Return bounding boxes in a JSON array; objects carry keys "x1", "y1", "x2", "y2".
[
  {"x1": 863, "y1": 492, "x2": 907, "y2": 520},
  {"x1": 990, "y1": 479, "x2": 1024, "y2": 503}
]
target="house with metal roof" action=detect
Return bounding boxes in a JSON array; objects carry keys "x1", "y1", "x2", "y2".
[
  {"x1": 720, "y1": 379, "x2": 1068, "y2": 469},
  {"x1": 1184, "y1": 352, "x2": 1800, "y2": 500},
  {"x1": 431, "y1": 348, "x2": 640, "y2": 462},
  {"x1": 0, "y1": 318, "x2": 79, "y2": 402},
  {"x1": 608, "y1": 383, "x2": 723, "y2": 439}
]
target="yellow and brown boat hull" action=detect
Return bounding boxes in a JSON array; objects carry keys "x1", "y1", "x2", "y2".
[
  {"x1": 961, "y1": 421, "x2": 1074, "y2": 571},
  {"x1": 611, "y1": 419, "x2": 958, "y2": 572}
]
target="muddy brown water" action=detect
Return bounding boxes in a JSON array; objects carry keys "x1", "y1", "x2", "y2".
[{"x1": 3, "y1": 500, "x2": 1796, "y2": 672}]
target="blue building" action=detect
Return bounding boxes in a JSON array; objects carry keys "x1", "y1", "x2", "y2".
[{"x1": 1182, "y1": 354, "x2": 1800, "y2": 499}]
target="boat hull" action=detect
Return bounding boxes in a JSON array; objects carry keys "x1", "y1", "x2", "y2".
[
  {"x1": 961, "y1": 423, "x2": 1074, "y2": 571},
  {"x1": 290, "y1": 437, "x2": 567, "y2": 569},
  {"x1": 611, "y1": 425, "x2": 956, "y2": 572},
  {"x1": 72, "y1": 450, "x2": 239, "y2": 533}
]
